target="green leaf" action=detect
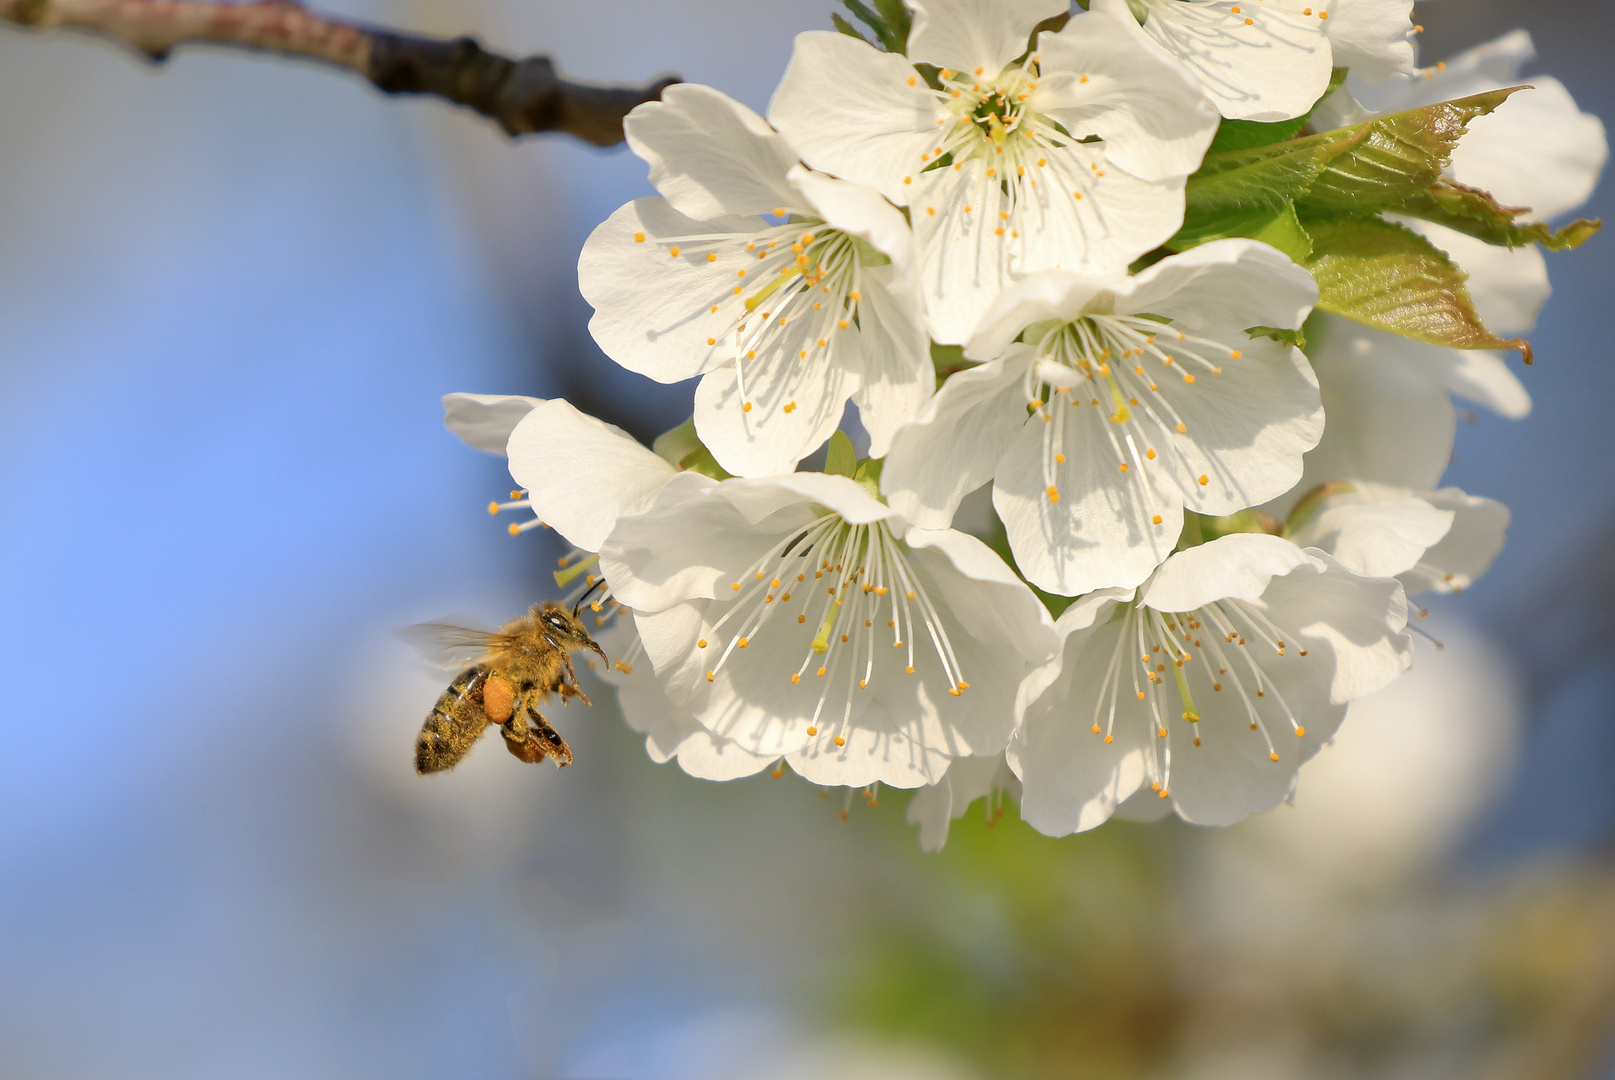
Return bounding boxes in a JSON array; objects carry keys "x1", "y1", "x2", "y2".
[
  {"x1": 1304, "y1": 217, "x2": 1531, "y2": 359},
  {"x1": 1185, "y1": 124, "x2": 1370, "y2": 218},
  {"x1": 1297, "y1": 87, "x2": 1525, "y2": 215},
  {"x1": 1169, "y1": 202, "x2": 1313, "y2": 261},
  {"x1": 825, "y1": 431, "x2": 859, "y2": 477},
  {"x1": 1205, "y1": 68, "x2": 1347, "y2": 155},
  {"x1": 1395, "y1": 179, "x2": 1602, "y2": 251}
]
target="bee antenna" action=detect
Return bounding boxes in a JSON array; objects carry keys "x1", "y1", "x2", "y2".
[{"x1": 573, "y1": 577, "x2": 608, "y2": 619}]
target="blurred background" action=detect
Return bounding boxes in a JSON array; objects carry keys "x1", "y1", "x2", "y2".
[{"x1": 0, "y1": 1, "x2": 1611, "y2": 1077}]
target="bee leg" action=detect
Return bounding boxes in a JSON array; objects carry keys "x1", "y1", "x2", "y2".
[
  {"x1": 527, "y1": 706, "x2": 573, "y2": 768},
  {"x1": 557, "y1": 680, "x2": 592, "y2": 707}
]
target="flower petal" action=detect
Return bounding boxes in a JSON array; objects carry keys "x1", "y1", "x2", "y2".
[
  {"x1": 1036, "y1": 8, "x2": 1219, "y2": 181},
  {"x1": 994, "y1": 406, "x2": 1184, "y2": 594},
  {"x1": 1269, "y1": 549, "x2": 1411, "y2": 703},
  {"x1": 881, "y1": 352, "x2": 1029, "y2": 530},
  {"x1": 915, "y1": 147, "x2": 1184, "y2": 344},
  {"x1": 906, "y1": 754, "x2": 1019, "y2": 852},
  {"x1": 1450, "y1": 76, "x2": 1607, "y2": 222},
  {"x1": 1281, "y1": 317, "x2": 1456, "y2": 503},
  {"x1": 441, "y1": 392, "x2": 544, "y2": 456},
  {"x1": 1115, "y1": 238, "x2": 1318, "y2": 333},
  {"x1": 693, "y1": 341, "x2": 856, "y2": 476},
  {"x1": 1314, "y1": 0, "x2": 1416, "y2": 83},
  {"x1": 625, "y1": 82, "x2": 802, "y2": 221},
  {"x1": 1010, "y1": 616, "x2": 1154, "y2": 835},
  {"x1": 907, "y1": 0, "x2": 1068, "y2": 75},
  {"x1": 1284, "y1": 483, "x2": 1454, "y2": 579},
  {"x1": 1094, "y1": 0, "x2": 1331, "y2": 122},
  {"x1": 1142, "y1": 533, "x2": 1323, "y2": 612},
  {"x1": 767, "y1": 31, "x2": 945, "y2": 205},
  {"x1": 579, "y1": 198, "x2": 764, "y2": 384},
  {"x1": 1398, "y1": 488, "x2": 1509, "y2": 596},
  {"x1": 1141, "y1": 333, "x2": 1323, "y2": 516},
  {"x1": 506, "y1": 398, "x2": 676, "y2": 552}
]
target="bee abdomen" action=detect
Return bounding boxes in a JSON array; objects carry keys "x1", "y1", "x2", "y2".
[{"x1": 415, "y1": 666, "x2": 492, "y2": 775}]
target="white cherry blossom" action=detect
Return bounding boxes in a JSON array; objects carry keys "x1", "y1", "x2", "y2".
[
  {"x1": 579, "y1": 83, "x2": 930, "y2": 476},
  {"x1": 1093, "y1": 0, "x2": 1414, "y2": 123},
  {"x1": 1011, "y1": 533, "x2": 1412, "y2": 834},
  {"x1": 882, "y1": 239, "x2": 1322, "y2": 595},
  {"x1": 1285, "y1": 482, "x2": 1510, "y2": 599},
  {"x1": 599, "y1": 471, "x2": 1059, "y2": 788},
  {"x1": 768, "y1": 1, "x2": 1218, "y2": 343}
]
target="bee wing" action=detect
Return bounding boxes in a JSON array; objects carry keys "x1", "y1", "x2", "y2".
[{"x1": 397, "y1": 620, "x2": 503, "y2": 671}]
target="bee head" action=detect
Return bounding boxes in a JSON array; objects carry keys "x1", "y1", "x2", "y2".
[{"x1": 535, "y1": 602, "x2": 609, "y2": 664}]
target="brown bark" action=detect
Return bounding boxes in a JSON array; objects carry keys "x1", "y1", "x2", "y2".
[{"x1": 0, "y1": 0, "x2": 676, "y2": 146}]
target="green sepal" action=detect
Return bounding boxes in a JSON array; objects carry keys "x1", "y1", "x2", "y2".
[
  {"x1": 825, "y1": 431, "x2": 859, "y2": 477},
  {"x1": 1394, "y1": 179, "x2": 1602, "y2": 251},
  {"x1": 854, "y1": 456, "x2": 885, "y2": 501},
  {"x1": 1246, "y1": 324, "x2": 1306, "y2": 350},
  {"x1": 836, "y1": 0, "x2": 911, "y2": 54},
  {"x1": 830, "y1": 12, "x2": 873, "y2": 46},
  {"x1": 1197, "y1": 510, "x2": 1281, "y2": 542},
  {"x1": 1282, "y1": 481, "x2": 1357, "y2": 538},
  {"x1": 930, "y1": 341, "x2": 973, "y2": 388},
  {"x1": 651, "y1": 416, "x2": 732, "y2": 479},
  {"x1": 1304, "y1": 216, "x2": 1531, "y2": 359}
]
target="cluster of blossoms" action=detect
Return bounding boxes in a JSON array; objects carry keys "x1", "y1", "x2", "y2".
[{"x1": 447, "y1": 0, "x2": 1604, "y2": 849}]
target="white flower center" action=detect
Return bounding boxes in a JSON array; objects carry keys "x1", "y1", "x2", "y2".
[
  {"x1": 1092, "y1": 598, "x2": 1312, "y2": 799},
  {"x1": 697, "y1": 513, "x2": 969, "y2": 747},
  {"x1": 1029, "y1": 316, "x2": 1239, "y2": 519},
  {"x1": 639, "y1": 218, "x2": 874, "y2": 416}
]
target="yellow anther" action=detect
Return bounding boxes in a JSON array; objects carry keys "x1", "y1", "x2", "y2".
[
  {"x1": 633, "y1": 232, "x2": 646, "y2": 243},
  {"x1": 737, "y1": 637, "x2": 749, "y2": 649},
  {"x1": 669, "y1": 246, "x2": 681, "y2": 257}
]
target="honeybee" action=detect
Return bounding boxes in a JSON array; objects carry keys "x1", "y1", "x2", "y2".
[{"x1": 414, "y1": 599, "x2": 608, "y2": 775}]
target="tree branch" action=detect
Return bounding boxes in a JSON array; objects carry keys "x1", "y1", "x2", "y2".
[{"x1": 0, "y1": 0, "x2": 677, "y2": 146}]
